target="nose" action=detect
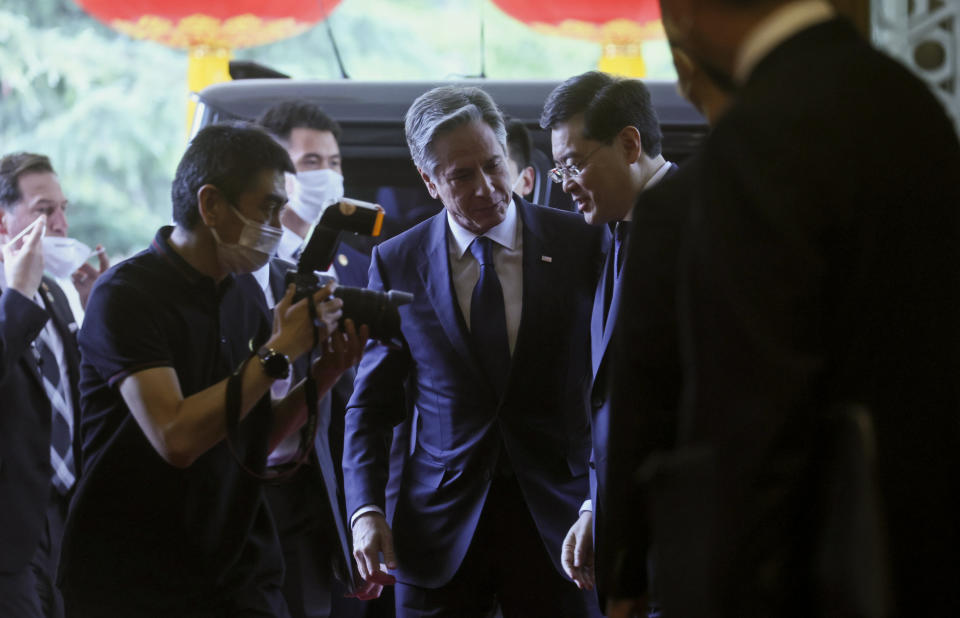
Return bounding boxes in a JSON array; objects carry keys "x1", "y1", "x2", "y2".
[
  {"x1": 561, "y1": 173, "x2": 577, "y2": 194},
  {"x1": 47, "y1": 206, "x2": 68, "y2": 237},
  {"x1": 477, "y1": 170, "x2": 496, "y2": 197}
]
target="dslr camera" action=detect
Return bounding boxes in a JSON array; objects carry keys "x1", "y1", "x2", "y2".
[{"x1": 286, "y1": 198, "x2": 412, "y2": 348}]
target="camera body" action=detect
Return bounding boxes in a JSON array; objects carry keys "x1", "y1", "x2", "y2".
[{"x1": 286, "y1": 198, "x2": 412, "y2": 347}]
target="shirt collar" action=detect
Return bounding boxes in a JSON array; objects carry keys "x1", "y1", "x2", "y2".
[
  {"x1": 624, "y1": 160, "x2": 674, "y2": 223},
  {"x1": 151, "y1": 225, "x2": 228, "y2": 291},
  {"x1": 446, "y1": 197, "x2": 520, "y2": 258},
  {"x1": 252, "y1": 262, "x2": 271, "y2": 292},
  {"x1": 733, "y1": 0, "x2": 836, "y2": 84}
]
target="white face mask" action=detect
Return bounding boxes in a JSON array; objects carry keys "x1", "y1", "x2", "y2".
[
  {"x1": 210, "y1": 204, "x2": 282, "y2": 274},
  {"x1": 286, "y1": 169, "x2": 344, "y2": 223},
  {"x1": 42, "y1": 236, "x2": 93, "y2": 279}
]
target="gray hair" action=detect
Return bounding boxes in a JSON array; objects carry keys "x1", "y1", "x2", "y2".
[{"x1": 404, "y1": 86, "x2": 507, "y2": 175}]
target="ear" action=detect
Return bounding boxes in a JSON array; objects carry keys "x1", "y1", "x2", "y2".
[
  {"x1": 196, "y1": 184, "x2": 224, "y2": 227},
  {"x1": 518, "y1": 166, "x2": 536, "y2": 198},
  {"x1": 419, "y1": 168, "x2": 439, "y2": 199},
  {"x1": 617, "y1": 126, "x2": 643, "y2": 165}
]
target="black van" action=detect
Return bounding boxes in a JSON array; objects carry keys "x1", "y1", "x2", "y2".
[{"x1": 190, "y1": 78, "x2": 706, "y2": 245}]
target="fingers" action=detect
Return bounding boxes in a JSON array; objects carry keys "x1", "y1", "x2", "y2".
[
  {"x1": 95, "y1": 244, "x2": 110, "y2": 273},
  {"x1": 23, "y1": 215, "x2": 46, "y2": 250},
  {"x1": 380, "y1": 529, "x2": 397, "y2": 570},
  {"x1": 351, "y1": 513, "x2": 397, "y2": 590},
  {"x1": 561, "y1": 524, "x2": 578, "y2": 580},
  {"x1": 73, "y1": 262, "x2": 97, "y2": 283}
]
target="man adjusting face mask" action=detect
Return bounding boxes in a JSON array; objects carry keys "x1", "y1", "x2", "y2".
[
  {"x1": 210, "y1": 204, "x2": 283, "y2": 274},
  {"x1": 41, "y1": 236, "x2": 94, "y2": 279}
]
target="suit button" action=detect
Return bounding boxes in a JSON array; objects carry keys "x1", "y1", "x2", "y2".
[
  {"x1": 591, "y1": 395, "x2": 604, "y2": 408},
  {"x1": 589, "y1": 461, "x2": 596, "y2": 470},
  {"x1": 482, "y1": 469, "x2": 492, "y2": 481}
]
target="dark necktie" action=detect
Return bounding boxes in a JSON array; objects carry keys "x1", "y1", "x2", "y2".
[
  {"x1": 36, "y1": 331, "x2": 76, "y2": 494},
  {"x1": 469, "y1": 236, "x2": 510, "y2": 394}
]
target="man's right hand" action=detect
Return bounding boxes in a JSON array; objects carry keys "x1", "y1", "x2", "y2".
[
  {"x1": 269, "y1": 281, "x2": 342, "y2": 361},
  {"x1": 351, "y1": 511, "x2": 397, "y2": 596},
  {"x1": 561, "y1": 509, "x2": 595, "y2": 590},
  {"x1": 1, "y1": 216, "x2": 46, "y2": 299}
]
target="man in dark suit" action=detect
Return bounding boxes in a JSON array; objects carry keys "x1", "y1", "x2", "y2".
[
  {"x1": 0, "y1": 152, "x2": 107, "y2": 618},
  {"x1": 607, "y1": 0, "x2": 960, "y2": 615},
  {"x1": 255, "y1": 101, "x2": 372, "y2": 618},
  {"x1": 538, "y1": 71, "x2": 676, "y2": 604},
  {"x1": 344, "y1": 85, "x2": 605, "y2": 616}
]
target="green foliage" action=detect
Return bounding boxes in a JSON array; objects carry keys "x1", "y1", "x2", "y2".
[{"x1": 0, "y1": 7, "x2": 183, "y2": 256}]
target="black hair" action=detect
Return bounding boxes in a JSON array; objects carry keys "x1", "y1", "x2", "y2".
[
  {"x1": 0, "y1": 152, "x2": 55, "y2": 211},
  {"x1": 540, "y1": 71, "x2": 663, "y2": 158},
  {"x1": 256, "y1": 100, "x2": 343, "y2": 143},
  {"x1": 171, "y1": 123, "x2": 295, "y2": 230},
  {"x1": 505, "y1": 119, "x2": 533, "y2": 170}
]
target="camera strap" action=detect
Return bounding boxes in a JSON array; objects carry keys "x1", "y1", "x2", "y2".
[{"x1": 224, "y1": 304, "x2": 323, "y2": 483}]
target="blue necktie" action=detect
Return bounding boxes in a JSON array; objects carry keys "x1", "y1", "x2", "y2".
[
  {"x1": 36, "y1": 333, "x2": 75, "y2": 494},
  {"x1": 469, "y1": 236, "x2": 510, "y2": 394}
]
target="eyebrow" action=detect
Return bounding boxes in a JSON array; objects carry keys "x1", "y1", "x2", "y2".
[{"x1": 29, "y1": 198, "x2": 67, "y2": 208}]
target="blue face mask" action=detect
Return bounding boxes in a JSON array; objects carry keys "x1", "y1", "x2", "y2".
[{"x1": 209, "y1": 204, "x2": 282, "y2": 274}]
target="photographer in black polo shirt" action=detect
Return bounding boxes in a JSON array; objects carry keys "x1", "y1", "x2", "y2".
[{"x1": 58, "y1": 124, "x2": 367, "y2": 617}]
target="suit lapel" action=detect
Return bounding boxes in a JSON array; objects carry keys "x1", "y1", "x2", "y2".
[
  {"x1": 591, "y1": 248, "x2": 613, "y2": 380},
  {"x1": 418, "y1": 213, "x2": 475, "y2": 370},
  {"x1": 510, "y1": 200, "x2": 558, "y2": 390}
]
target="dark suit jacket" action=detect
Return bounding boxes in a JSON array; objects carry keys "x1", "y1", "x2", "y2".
[
  {"x1": 645, "y1": 18, "x2": 960, "y2": 616},
  {"x1": 343, "y1": 197, "x2": 604, "y2": 588},
  {"x1": 594, "y1": 164, "x2": 688, "y2": 601},
  {"x1": 0, "y1": 277, "x2": 81, "y2": 573}
]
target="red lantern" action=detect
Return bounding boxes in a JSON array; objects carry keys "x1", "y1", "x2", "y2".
[
  {"x1": 491, "y1": 0, "x2": 663, "y2": 77},
  {"x1": 74, "y1": 0, "x2": 342, "y2": 49},
  {"x1": 75, "y1": 0, "x2": 343, "y2": 128}
]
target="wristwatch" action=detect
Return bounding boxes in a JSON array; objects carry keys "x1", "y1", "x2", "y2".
[{"x1": 256, "y1": 347, "x2": 291, "y2": 380}]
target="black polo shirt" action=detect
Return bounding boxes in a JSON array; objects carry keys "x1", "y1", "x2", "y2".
[{"x1": 59, "y1": 227, "x2": 283, "y2": 615}]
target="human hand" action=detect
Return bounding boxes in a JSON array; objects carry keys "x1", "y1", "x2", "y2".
[
  {"x1": 72, "y1": 244, "x2": 109, "y2": 309},
  {"x1": 561, "y1": 510, "x2": 595, "y2": 590},
  {"x1": 346, "y1": 569, "x2": 396, "y2": 601},
  {"x1": 351, "y1": 512, "x2": 397, "y2": 593},
  {"x1": 311, "y1": 318, "x2": 369, "y2": 381},
  {"x1": 270, "y1": 281, "x2": 342, "y2": 360},
  {"x1": 1, "y1": 216, "x2": 46, "y2": 299}
]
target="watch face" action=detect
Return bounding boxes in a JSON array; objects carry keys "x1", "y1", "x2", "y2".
[{"x1": 260, "y1": 348, "x2": 290, "y2": 379}]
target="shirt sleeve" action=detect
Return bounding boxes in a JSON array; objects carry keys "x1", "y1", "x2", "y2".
[{"x1": 78, "y1": 272, "x2": 172, "y2": 388}]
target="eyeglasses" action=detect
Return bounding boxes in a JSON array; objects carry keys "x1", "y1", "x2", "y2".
[{"x1": 548, "y1": 144, "x2": 606, "y2": 184}]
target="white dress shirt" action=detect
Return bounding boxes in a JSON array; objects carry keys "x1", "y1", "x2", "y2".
[{"x1": 445, "y1": 198, "x2": 523, "y2": 355}]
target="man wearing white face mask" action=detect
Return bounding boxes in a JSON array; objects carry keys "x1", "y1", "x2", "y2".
[
  {"x1": 0, "y1": 152, "x2": 95, "y2": 618},
  {"x1": 255, "y1": 101, "x2": 374, "y2": 618},
  {"x1": 58, "y1": 124, "x2": 368, "y2": 617}
]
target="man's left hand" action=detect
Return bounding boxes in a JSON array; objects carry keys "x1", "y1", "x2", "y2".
[
  {"x1": 311, "y1": 318, "x2": 369, "y2": 381},
  {"x1": 72, "y1": 244, "x2": 109, "y2": 309}
]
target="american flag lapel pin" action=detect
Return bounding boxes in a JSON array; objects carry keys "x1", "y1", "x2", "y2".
[{"x1": 541, "y1": 255, "x2": 552, "y2": 263}]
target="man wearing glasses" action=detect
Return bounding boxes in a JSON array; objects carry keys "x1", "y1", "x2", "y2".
[{"x1": 539, "y1": 71, "x2": 676, "y2": 609}]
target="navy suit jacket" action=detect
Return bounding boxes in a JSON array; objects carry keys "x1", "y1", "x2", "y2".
[
  {"x1": 0, "y1": 278, "x2": 81, "y2": 572},
  {"x1": 343, "y1": 197, "x2": 604, "y2": 588}
]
